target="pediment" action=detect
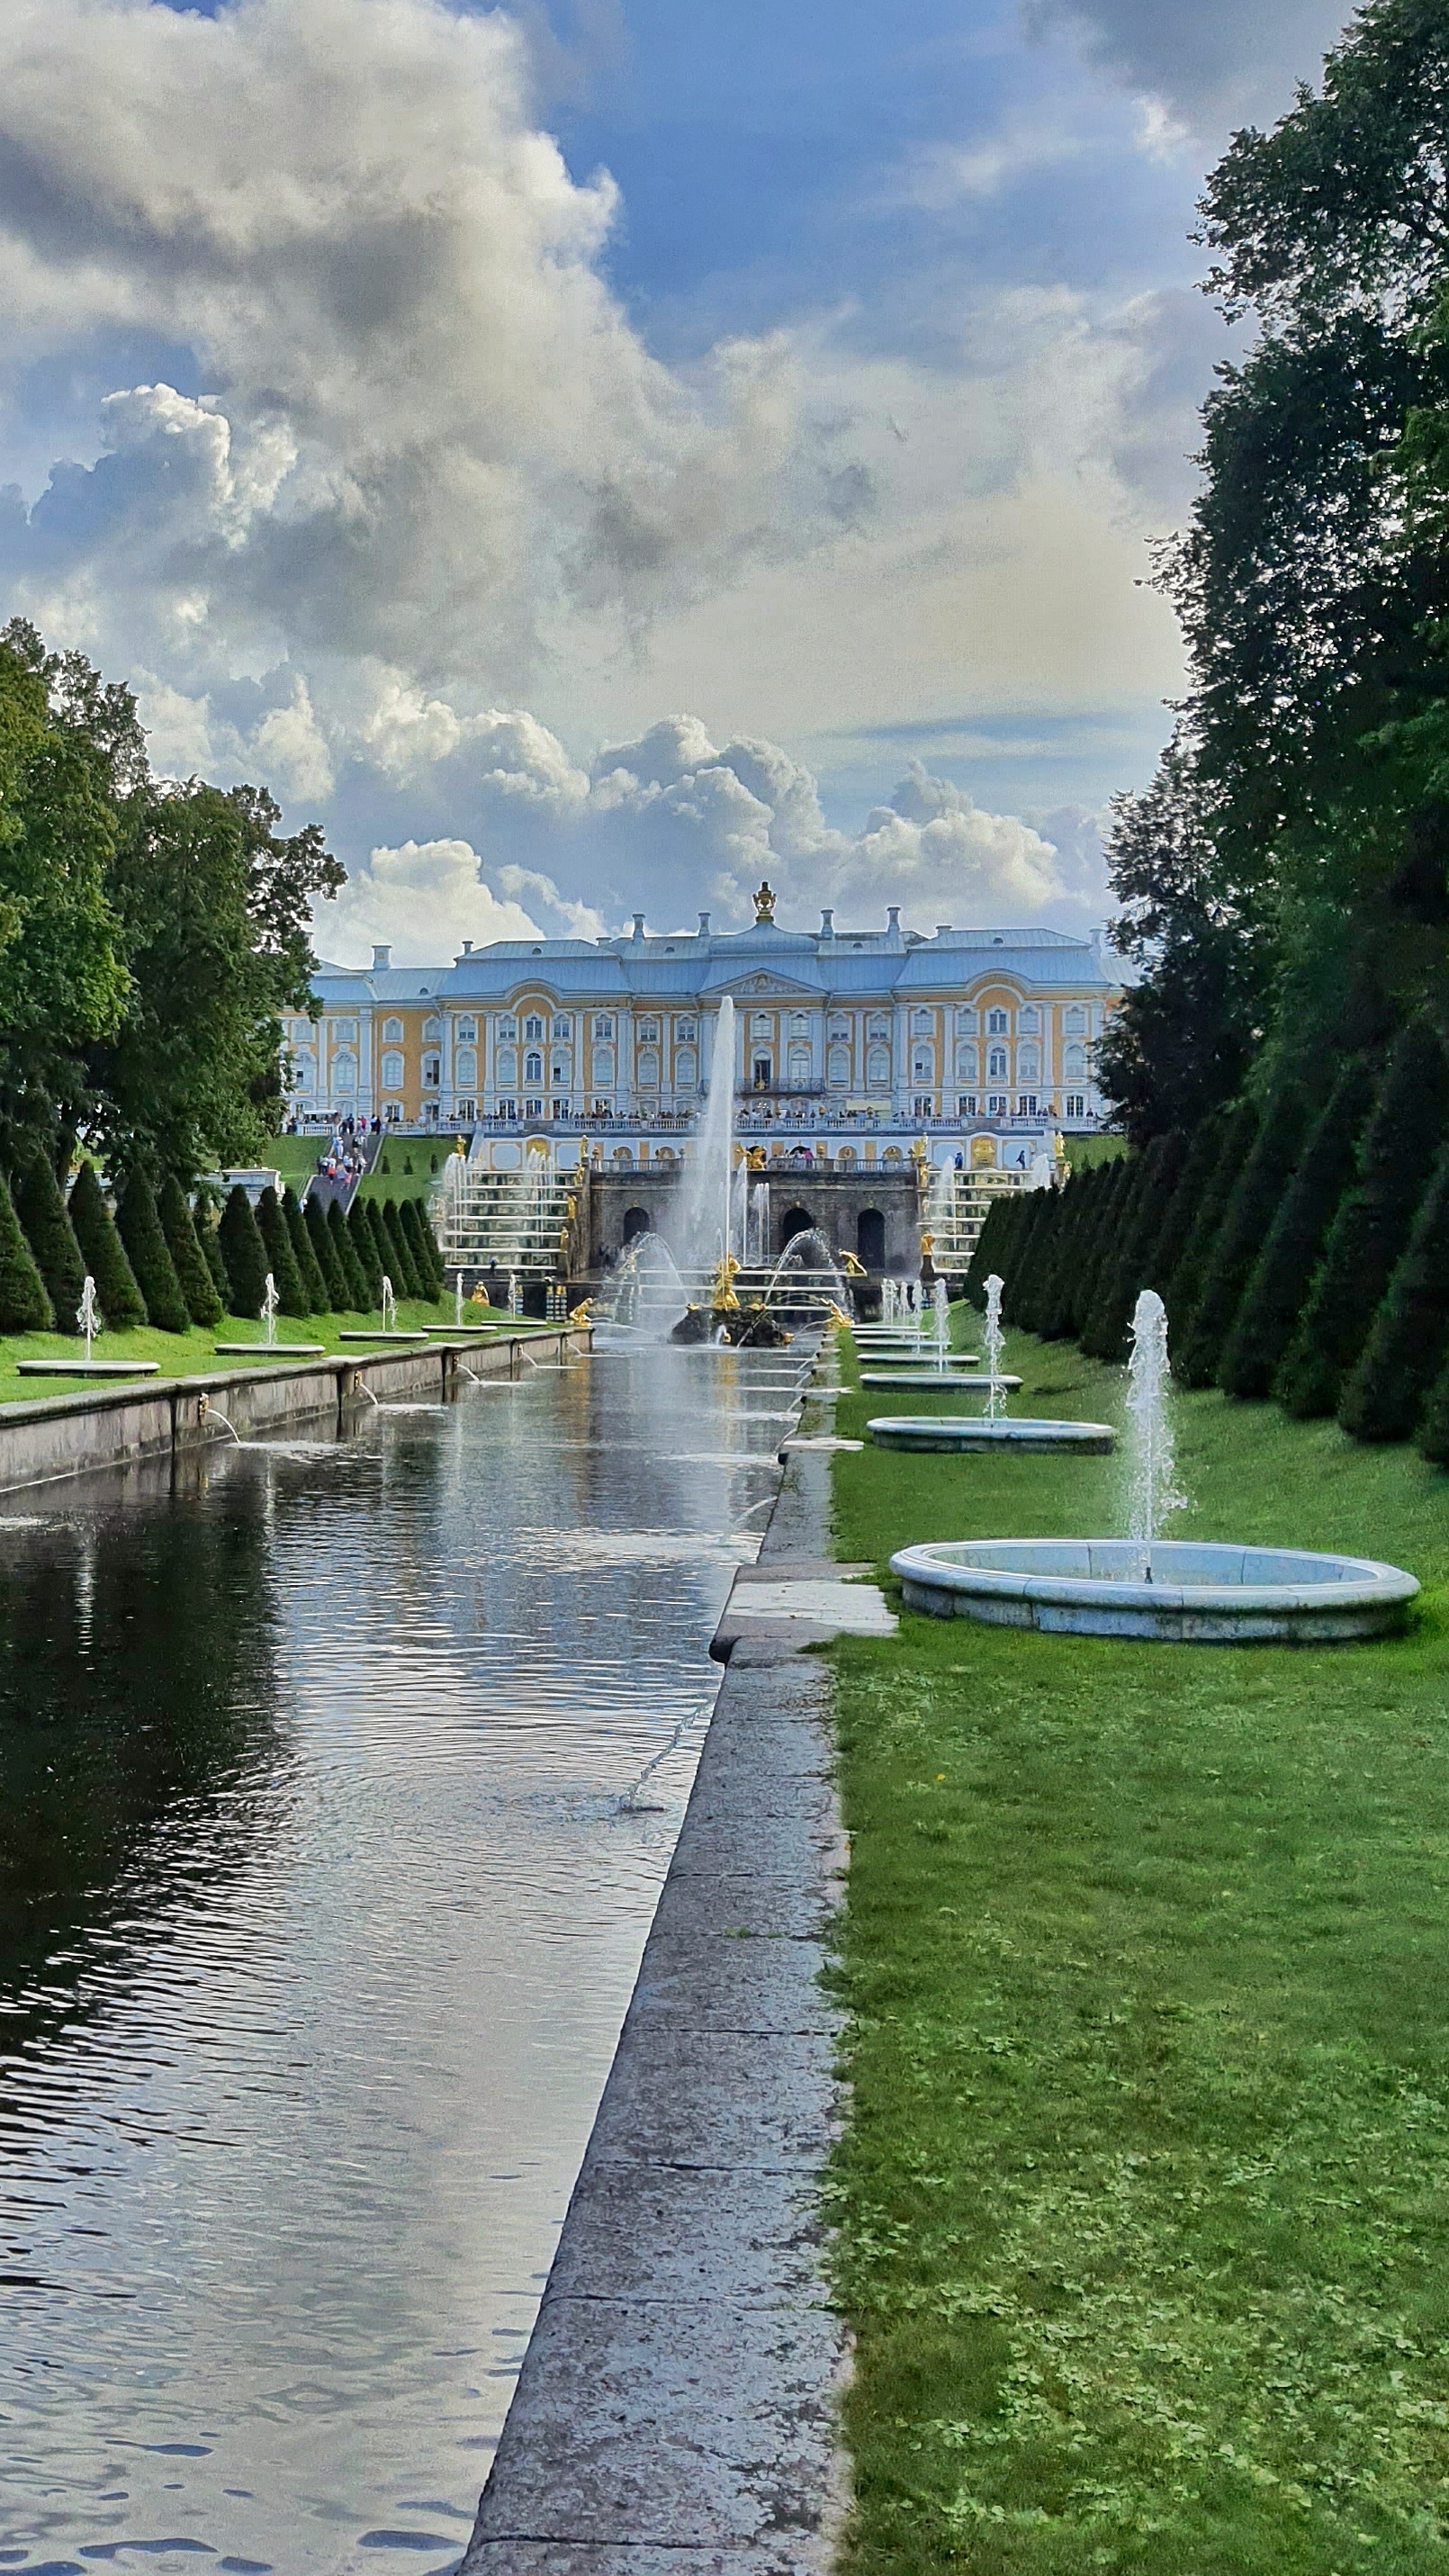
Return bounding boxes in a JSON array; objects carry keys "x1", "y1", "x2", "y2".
[{"x1": 704, "y1": 967, "x2": 822, "y2": 1000}]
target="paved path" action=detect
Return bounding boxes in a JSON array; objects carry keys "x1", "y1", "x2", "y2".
[{"x1": 462, "y1": 1440, "x2": 850, "y2": 2572}]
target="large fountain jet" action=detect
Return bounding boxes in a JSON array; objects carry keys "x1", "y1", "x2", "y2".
[{"x1": 673, "y1": 994, "x2": 736, "y2": 1277}]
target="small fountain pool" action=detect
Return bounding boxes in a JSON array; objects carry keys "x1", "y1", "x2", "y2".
[
  {"x1": 868, "y1": 1274, "x2": 1112, "y2": 1449},
  {"x1": 890, "y1": 1291, "x2": 1420, "y2": 1643}
]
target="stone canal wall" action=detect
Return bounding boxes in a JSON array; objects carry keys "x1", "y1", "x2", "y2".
[{"x1": 0, "y1": 1329, "x2": 588, "y2": 1497}]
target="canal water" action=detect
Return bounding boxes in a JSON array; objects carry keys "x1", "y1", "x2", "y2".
[{"x1": 0, "y1": 1345, "x2": 798, "y2": 2575}]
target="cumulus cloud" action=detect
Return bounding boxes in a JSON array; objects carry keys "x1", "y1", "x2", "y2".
[
  {"x1": 0, "y1": 0, "x2": 843, "y2": 694},
  {"x1": 310, "y1": 707, "x2": 1105, "y2": 961},
  {"x1": 1023, "y1": 0, "x2": 1349, "y2": 131}
]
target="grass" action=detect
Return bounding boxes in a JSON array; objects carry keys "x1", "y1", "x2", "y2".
[
  {"x1": 0, "y1": 1298, "x2": 521, "y2": 1406},
  {"x1": 263, "y1": 1135, "x2": 451, "y2": 1202},
  {"x1": 825, "y1": 1320, "x2": 1449, "y2": 2571}
]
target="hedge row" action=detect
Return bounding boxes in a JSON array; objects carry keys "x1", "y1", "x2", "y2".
[
  {"x1": 0, "y1": 1159, "x2": 446, "y2": 1338},
  {"x1": 959, "y1": 1014, "x2": 1449, "y2": 1463}
]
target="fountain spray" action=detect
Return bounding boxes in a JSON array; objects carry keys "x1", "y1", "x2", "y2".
[
  {"x1": 79, "y1": 1274, "x2": 98, "y2": 1363},
  {"x1": 263, "y1": 1272, "x2": 279, "y2": 1348},
  {"x1": 983, "y1": 1274, "x2": 1005, "y2": 1419},
  {"x1": 382, "y1": 1274, "x2": 396, "y2": 1333},
  {"x1": 1126, "y1": 1288, "x2": 1184, "y2": 1574}
]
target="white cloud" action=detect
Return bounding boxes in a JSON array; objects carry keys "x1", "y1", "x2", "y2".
[{"x1": 322, "y1": 839, "x2": 547, "y2": 965}]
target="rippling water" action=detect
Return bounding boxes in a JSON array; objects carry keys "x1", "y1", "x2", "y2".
[{"x1": 0, "y1": 1347, "x2": 796, "y2": 2576}]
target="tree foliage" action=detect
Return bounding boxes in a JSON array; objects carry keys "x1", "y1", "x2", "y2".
[{"x1": 67, "y1": 1160, "x2": 144, "y2": 1330}]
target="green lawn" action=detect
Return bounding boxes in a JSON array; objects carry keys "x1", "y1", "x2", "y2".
[
  {"x1": 0, "y1": 1297, "x2": 520, "y2": 1407},
  {"x1": 826, "y1": 1323, "x2": 1449, "y2": 2572},
  {"x1": 262, "y1": 1134, "x2": 452, "y2": 1203}
]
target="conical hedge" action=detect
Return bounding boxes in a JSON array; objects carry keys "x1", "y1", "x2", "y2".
[
  {"x1": 1339, "y1": 1139, "x2": 1449, "y2": 1443},
  {"x1": 1275, "y1": 1019, "x2": 1449, "y2": 1419},
  {"x1": 347, "y1": 1198, "x2": 383, "y2": 1306},
  {"x1": 1416, "y1": 1347, "x2": 1449, "y2": 1464},
  {"x1": 1082, "y1": 1132, "x2": 1187, "y2": 1364},
  {"x1": 332, "y1": 1198, "x2": 372, "y2": 1309},
  {"x1": 68, "y1": 1162, "x2": 145, "y2": 1329},
  {"x1": 403, "y1": 1196, "x2": 444, "y2": 1297},
  {"x1": 1031, "y1": 1166, "x2": 1095, "y2": 1340},
  {"x1": 284, "y1": 1186, "x2": 328, "y2": 1312},
  {"x1": 255, "y1": 1185, "x2": 308, "y2": 1317},
  {"x1": 194, "y1": 1193, "x2": 230, "y2": 1304},
  {"x1": 13, "y1": 1148, "x2": 85, "y2": 1333},
  {"x1": 963, "y1": 1193, "x2": 1016, "y2": 1306},
  {"x1": 218, "y1": 1184, "x2": 268, "y2": 1319},
  {"x1": 1174, "y1": 1088, "x2": 1312, "y2": 1391},
  {"x1": 381, "y1": 1196, "x2": 424, "y2": 1299},
  {"x1": 1220, "y1": 1061, "x2": 1376, "y2": 1401},
  {"x1": 1166, "y1": 1103, "x2": 1260, "y2": 1344},
  {"x1": 1067, "y1": 1157, "x2": 1136, "y2": 1341},
  {"x1": 1145, "y1": 1121, "x2": 1221, "y2": 1312},
  {"x1": 307, "y1": 1193, "x2": 349, "y2": 1310},
  {"x1": 116, "y1": 1171, "x2": 191, "y2": 1333},
  {"x1": 0, "y1": 1166, "x2": 53, "y2": 1332},
  {"x1": 159, "y1": 1172, "x2": 222, "y2": 1329}
]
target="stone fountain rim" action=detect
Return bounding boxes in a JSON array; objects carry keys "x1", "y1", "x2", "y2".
[
  {"x1": 890, "y1": 1535, "x2": 1419, "y2": 1636},
  {"x1": 868, "y1": 1415, "x2": 1114, "y2": 1449}
]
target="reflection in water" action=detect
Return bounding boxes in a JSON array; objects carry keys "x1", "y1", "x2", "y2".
[{"x1": 0, "y1": 1349, "x2": 787, "y2": 2576}]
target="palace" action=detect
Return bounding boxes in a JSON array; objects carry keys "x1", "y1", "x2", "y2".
[{"x1": 287, "y1": 894, "x2": 1119, "y2": 1182}]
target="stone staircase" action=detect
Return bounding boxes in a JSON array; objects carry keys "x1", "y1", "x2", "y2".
[
  {"x1": 432, "y1": 1158, "x2": 576, "y2": 1277},
  {"x1": 926, "y1": 1167, "x2": 1029, "y2": 1273}
]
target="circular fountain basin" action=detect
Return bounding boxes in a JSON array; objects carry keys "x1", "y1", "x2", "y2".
[
  {"x1": 889, "y1": 1536, "x2": 1419, "y2": 1644},
  {"x1": 214, "y1": 1341, "x2": 328, "y2": 1357},
  {"x1": 869, "y1": 1415, "x2": 1115, "y2": 1455},
  {"x1": 860, "y1": 1369, "x2": 1016, "y2": 1391}
]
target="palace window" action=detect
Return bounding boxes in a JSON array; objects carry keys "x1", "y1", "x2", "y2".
[
  {"x1": 955, "y1": 1007, "x2": 978, "y2": 1034},
  {"x1": 593, "y1": 1014, "x2": 614, "y2": 1040},
  {"x1": 456, "y1": 1099, "x2": 476, "y2": 1122},
  {"x1": 958, "y1": 1094, "x2": 976, "y2": 1115},
  {"x1": 827, "y1": 1045, "x2": 850, "y2": 1087},
  {"x1": 987, "y1": 1093, "x2": 1007, "y2": 1114},
  {"x1": 1063, "y1": 1044, "x2": 1087, "y2": 1082},
  {"x1": 986, "y1": 1008, "x2": 1009, "y2": 1035},
  {"x1": 676, "y1": 1047, "x2": 698, "y2": 1087},
  {"x1": 955, "y1": 1041, "x2": 977, "y2": 1080},
  {"x1": 423, "y1": 1057, "x2": 440, "y2": 1086},
  {"x1": 525, "y1": 1097, "x2": 543, "y2": 1120},
  {"x1": 788, "y1": 1043, "x2": 811, "y2": 1086},
  {"x1": 593, "y1": 1049, "x2": 615, "y2": 1085},
  {"x1": 524, "y1": 1014, "x2": 544, "y2": 1041},
  {"x1": 381, "y1": 1050, "x2": 404, "y2": 1088},
  {"x1": 497, "y1": 1047, "x2": 518, "y2": 1085},
  {"x1": 1065, "y1": 1005, "x2": 1088, "y2": 1033},
  {"x1": 867, "y1": 1015, "x2": 889, "y2": 1040},
  {"x1": 1016, "y1": 1094, "x2": 1038, "y2": 1116},
  {"x1": 330, "y1": 1017, "x2": 358, "y2": 1045},
  {"x1": 330, "y1": 1051, "x2": 356, "y2": 1092},
  {"x1": 676, "y1": 1017, "x2": 696, "y2": 1042},
  {"x1": 637, "y1": 1019, "x2": 660, "y2": 1043},
  {"x1": 497, "y1": 1097, "x2": 518, "y2": 1121},
  {"x1": 987, "y1": 1046, "x2": 1007, "y2": 1078},
  {"x1": 911, "y1": 1008, "x2": 932, "y2": 1034},
  {"x1": 525, "y1": 1050, "x2": 544, "y2": 1083},
  {"x1": 752, "y1": 1055, "x2": 772, "y2": 1089},
  {"x1": 789, "y1": 1012, "x2": 809, "y2": 1036},
  {"x1": 828, "y1": 1017, "x2": 850, "y2": 1040},
  {"x1": 499, "y1": 1016, "x2": 518, "y2": 1040},
  {"x1": 385, "y1": 1103, "x2": 402, "y2": 1122},
  {"x1": 456, "y1": 1018, "x2": 477, "y2": 1044},
  {"x1": 382, "y1": 1016, "x2": 404, "y2": 1044},
  {"x1": 552, "y1": 1015, "x2": 572, "y2": 1040},
  {"x1": 551, "y1": 1058, "x2": 570, "y2": 1087},
  {"x1": 637, "y1": 1048, "x2": 660, "y2": 1086},
  {"x1": 423, "y1": 1015, "x2": 442, "y2": 1043},
  {"x1": 454, "y1": 1047, "x2": 477, "y2": 1085},
  {"x1": 1065, "y1": 1092, "x2": 1086, "y2": 1118},
  {"x1": 1019, "y1": 1006, "x2": 1040, "y2": 1032},
  {"x1": 913, "y1": 1094, "x2": 934, "y2": 1117},
  {"x1": 866, "y1": 1045, "x2": 890, "y2": 1086},
  {"x1": 751, "y1": 1013, "x2": 771, "y2": 1037},
  {"x1": 912, "y1": 1049, "x2": 934, "y2": 1083},
  {"x1": 1018, "y1": 1047, "x2": 1040, "y2": 1083}
]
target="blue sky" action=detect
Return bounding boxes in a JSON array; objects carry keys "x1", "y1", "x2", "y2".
[{"x1": 0, "y1": 0, "x2": 1349, "y2": 958}]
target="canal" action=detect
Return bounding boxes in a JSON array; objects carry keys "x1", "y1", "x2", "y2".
[{"x1": 0, "y1": 1345, "x2": 797, "y2": 2574}]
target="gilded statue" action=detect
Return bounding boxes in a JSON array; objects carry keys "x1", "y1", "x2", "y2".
[{"x1": 753, "y1": 879, "x2": 776, "y2": 923}]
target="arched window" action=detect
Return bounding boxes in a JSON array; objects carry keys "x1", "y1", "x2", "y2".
[
  {"x1": 912, "y1": 1049, "x2": 934, "y2": 1083},
  {"x1": 676, "y1": 1018, "x2": 696, "y2": 1042},
  {"x1": 986, "y1": 1008, "x2": 1009, "y2": 1035},
  {"x1": 1018, "y1": 1047, "x2": 1040, "y2": 1083},
  {"x1": 1065, "y1": 1005, "x2": 1087, "y2": 1033},
  {"x1": 594, "y1": 1014, "x2": 614, "y2": 1040},
  {"x1": 497, "y1": 1047, "x2": 518, "y2": 1085},
  {"x1": 789, "y1": 1012, "x2": 809, "y2": 1036},
  {"x1": 1019, "y1": 1005, "x2": 1040, "y2": 1032},
  {"x1": 676, "y1": 1046, "x2": 698, "y2": 1087},
  {"x1": 612, "y1": 1147, "x2": 634, "y2": 1168},
  {"x1": 788, "y1": 1043, "x2": 811, "y2": 1086},
  {"x1": 955, "y1": 1006, "x2": 978, "y2": 1033},
  {"x1": 525, "y1": 1049, "x2": 543, "y2": 1084},
  {"x1": 382, "y1": 1016, "x2": 403, "y2": 1044},
  {"x1": 827, "y1": 1046, "x2": 850, "y2": 1087},
  {"x1": 857, "y1": 1207, "x2": 885, "y2": 1267},
  {"x1": 329, "y1": 1050, "x2": 356, "y2": 1092},
  {"x1": 524, "y1": 1014, "x2": 544, "y2": 1041},
  {"x1": 866, "y1": 1045, "x2": 890, "y2": 1086},
  {"x1": 912, "y1": 1008, "x2": 932, "y2": 1034},
  {"x1": 499, "y1": 1016, "x2": 518, "y2": 1040},
  {"x1": 637, "y1": 1048, "x2": 660, "y2": 1086},
  {"x1": 422, "y1": 1015, "x2": 442, "y2": 1043},
  {"x1": 835, "y1": 1145, "x2": 857, "y2": 1170},
  {"x1": 454, "y1": 1046, "x2": 478, "y2": 1086},
  {"x1": 552, "y1": 1015, "x2": 572, "y2": 1040},
  {"x1": 1064, "y1": 1044, "x2": 1087, "y2": 1082},
  {"x1": 380, "y1": 1050, "x2": 403, "y2": 1088},
  {"x1": 751, "y1": 1013, "x2": 771, "y2": 1036},
  {"x1": 987, "y1": 1046, "x2": 1007, "y2": 1079},
  {"x1": 456, "y1": 1018, "x2": 477, "y2": 1043},
  {"x1": 551, "y1": 1053, "x2": 572, "y2": 1086},
  {"x1": 593, "y1": 1049, "x2": 615, "y2": 1085},
  {"x1": 955, "y1": 1041, "x2": 977, "y2": 1080}
]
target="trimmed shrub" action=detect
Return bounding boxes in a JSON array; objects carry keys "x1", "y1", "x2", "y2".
[
  {"x1": 381, "y1": 1195, "x2": 424, "y2": 1299},
  {"x1": 1082, "y1": 1131, "x2": 1187, "y2": 1364},
  {"x1": 1220, "y1": 1061, "x2": 1376, "y2": 1400},
  {"x1": 1340, "y1": 1140, "x2": 1449, "y2": 1442},
  {"x1": 1416, "y1": 1346, "x2": 1449, "y2": 1464},
  {"x1": 283, "y1": 1186, "x2": 329, "y2": 1312},
  {"x1": 1148, "y1": 1119, "x2": 1229, "y2": 1311},
  {"x1": 348, "y1": 1199, "x2": 384, "y2": 1306},
  {"x1": 158, "y1": 1174, "x2": 222, "y2": 1328},
  {"x1": 1063, "y1": 1157, "x2": 1135, "y2": 1342},
  {"x1": 962, "y1": 1192, "x2": 1018, "y2": 1306},
  {"x1": 332, "y1": 1199, "x2": 372, "y2": 1309},
  {"x1": 1010, "y1": 1188, "x2": 1068, "y2": 1335},
  {"x1": 194, "y1": 1194, "x2": 230, "y2": 1304},
  {"x1": 0, "y1": 1166, "x2": 53, "y2": 1332},
  {"x1": 68, "y1": 1161, "x2": 145, "y2": 1329},
  {"x1": 307, "y1": 1193, "x2": 349, "y2": 1309},
  {"x1": 218, "y1": 1185, "x2": 268, "y2": 1319},
  {"x1": 1174, "y1": 1089, "x2": 1312, "y2": 1390},
  {"x1": 1275, "y1": 1019, "x2": 1449, "y2": 1419},
  {"x1": 403, "y1": 1195, "x2": 445, "y2": 1297},
  {"x1": 1035, "y1": 1162, "x2": 1108, "y2": 1339},
  {"x1": 13, "y1": 1148, "x2": 85, "y2": 1333},
  {"x1": 255, "y1": 1185, "x2": 308, "y2": 1317},
  {"x1": 1164, "y1": 1103, "x2": 1260, "y2": 1343},
  {"x1": 116, "y1": 1171, "x2": 190, "y2": 1332}
]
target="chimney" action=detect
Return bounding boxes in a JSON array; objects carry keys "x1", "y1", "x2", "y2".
[
  {"x1": 632, "y1": 912, "x2": 646, "y2": 941},
  {"x1": 935, "y1": 923, "x2": 951, "y2": 938},
  {"x1": 886, "y1": 906, "x2": 901, "y2": 934},
  {"x1": 461, "y1": 939, "x2": 473, "y2": 957},
  {"x1": 698, "y1": 911, "x2": 711, "y2": 935},
  {"x1": 820, "y1": 908, "x2": 834, "y2": 938},
  {"x1": 371, "y1": 943, "x2": 392, "y2": 971}
]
